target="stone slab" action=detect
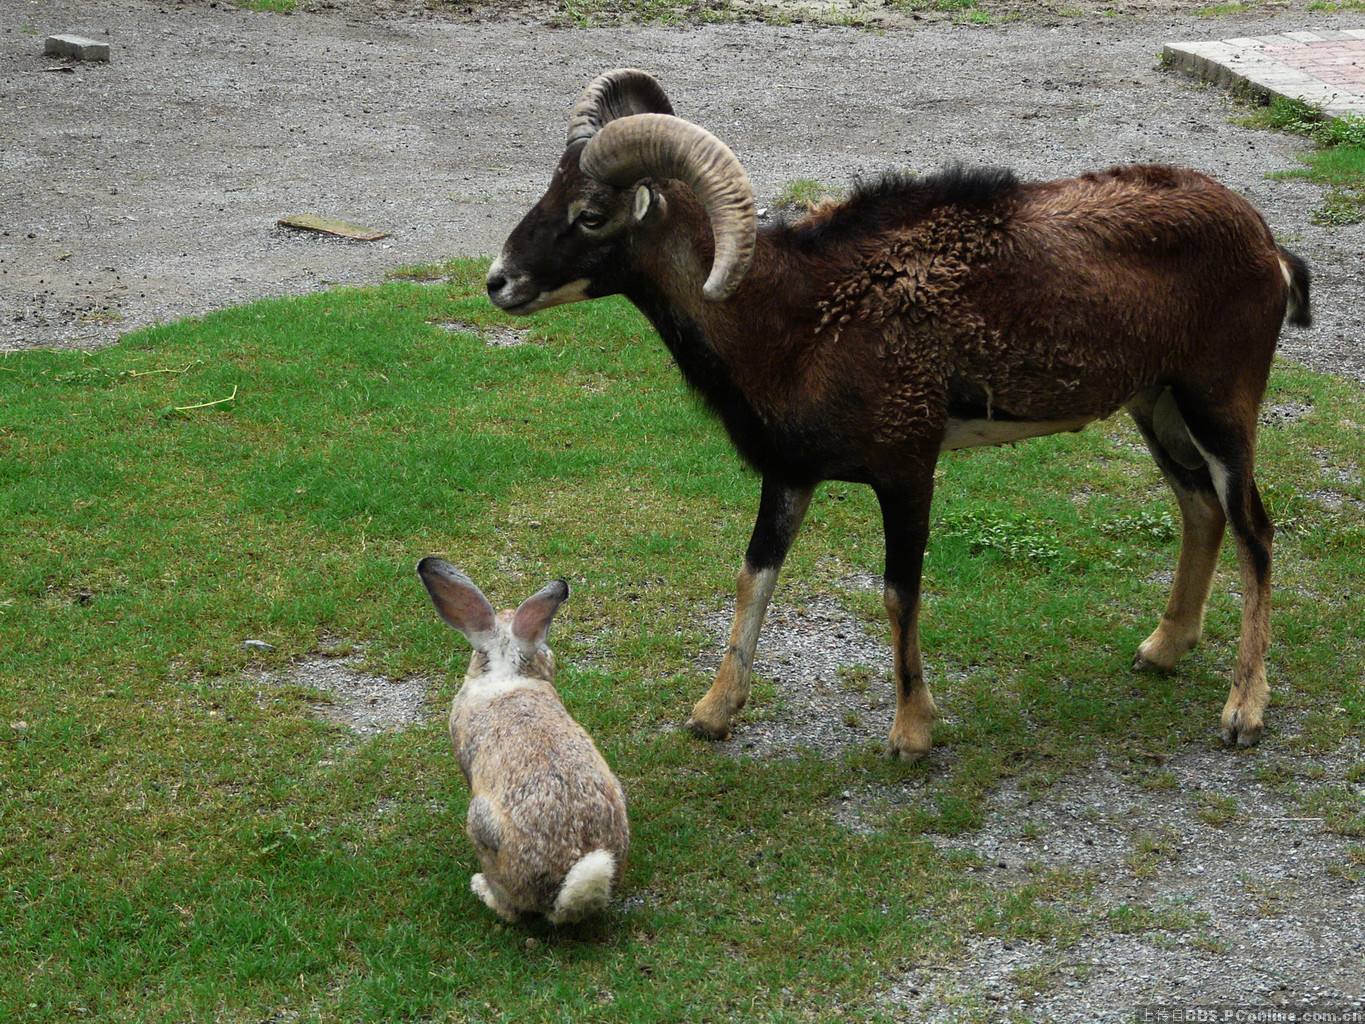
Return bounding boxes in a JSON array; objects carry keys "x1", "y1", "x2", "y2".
[
  {"x1": 43, "y1": 34, "x2": 110, "y2": 62},
  {"x1": 277, "y1": 214, "x2": 389, "y2": 242}
]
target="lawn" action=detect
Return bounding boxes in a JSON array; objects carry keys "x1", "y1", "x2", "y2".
[{"x1": 2, "y1": 261, "x2": 1362, "y2": 1022}]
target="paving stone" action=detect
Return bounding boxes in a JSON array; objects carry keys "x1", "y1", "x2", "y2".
[
  {"x1": 1257, "y1": 34, "x2": 1306, "y2": 48},
  {"x1": 43, "y1": 34, "x2": 110, "y2": 62}
]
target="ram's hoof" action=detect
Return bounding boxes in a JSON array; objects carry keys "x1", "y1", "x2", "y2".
[
  {"x1": 1219, "y1": 706, "x2": 1264, "y2": 748},
  {"x1": 886, "y1": 742, "x2": 927, "y2": 763},
  {"x1": 1132, "y1": 651, "x2": 1170, "y2": 673},
  {"x1": 886, "y1": 725, "x2": 932, "y2": 762},
  {"x1": 684, "y1": 716, "x2": 731, "y2": 741},
  {"x1": 1133, "y1": 626, "x2": 1197, "y2": 674}
]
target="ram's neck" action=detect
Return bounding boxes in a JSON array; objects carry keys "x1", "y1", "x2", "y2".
[
  {"x1": 622, "y1": 190, "x2": 829, "y2": 481},
  {"x1": 625, "y1": 192, "x2": 818, "y2": 401}
]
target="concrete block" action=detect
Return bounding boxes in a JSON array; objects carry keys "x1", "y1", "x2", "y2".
[
  {"x1": 43, "y1": 34, "x2": 110, "y2": 62},
  {"x1": 1284, "y1": 31, "x2": 1326, "y2": 44}
]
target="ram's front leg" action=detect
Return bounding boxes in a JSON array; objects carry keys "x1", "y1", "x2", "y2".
[
  {"x1": 686, "y1": 479, "x2": 814, "y2": 740},
  {"x1": 877, "y1": 476, "x2": 937, "y2": 761}
]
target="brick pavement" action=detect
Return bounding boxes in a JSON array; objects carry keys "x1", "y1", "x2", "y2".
[{"x1": 1164, "y1": 29, "x2": 1365, "y2": 119}]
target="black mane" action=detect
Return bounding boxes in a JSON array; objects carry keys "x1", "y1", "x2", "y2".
[{"x1": 776, "y1": 164, "x2": 1020, "y2": 248}]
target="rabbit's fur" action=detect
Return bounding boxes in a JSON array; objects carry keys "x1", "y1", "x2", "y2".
[{"x1": 418, "y1": 558, "x2": 628, "y2": 924}]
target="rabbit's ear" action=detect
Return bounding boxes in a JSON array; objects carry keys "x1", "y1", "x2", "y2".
[
  {"x1": 417, "y1": 558, "x2": 497, "y2": 650},
  {"x1": 511, "y1": 579, "x2": 569, "y2": 650}
]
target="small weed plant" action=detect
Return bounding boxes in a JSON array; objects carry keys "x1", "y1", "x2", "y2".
[{"x1": 773, "y1": 178, "x2": 845, "y2": 210}]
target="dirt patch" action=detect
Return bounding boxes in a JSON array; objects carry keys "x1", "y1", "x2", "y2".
[
  {"x1": 4, "y1": 2, "x2": 1365, "y2": 384},
  {"x1": 835, "y1": 569, "x2": 885, "y2": 593},
  {"x1": 429, "y1": 318, "x2": 531, "y2": 346},
  {"x1": 257, "y1": 653, "x2": 434, "y2": 736},
  {"x1": 1306, "y1": 488, "x2": 1365, "y2": 512},
  {"x1": 1312, "y1": 448, "x2": 1362, "y2": 486},
  {"x1": 1259, "y1": 399, "x2": 1314, "y2": 428},
  {"x1": 695, "y1": 594, "x2": 909, "y2": 759},
  {"x1": 885, "y1": 929, "x2": 1362, "y2": 1023},
  {"x1": 859, "y1": 730, "x2": 1365, "y2": 1018}
]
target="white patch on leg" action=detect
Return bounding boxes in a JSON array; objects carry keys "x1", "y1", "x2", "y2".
[
  {"x1": 1188, "y1": 433, "x2": 1233, "y2": 514},
  {"x1": 471, "y1": 873, "x2": 518, "y2": 921}
]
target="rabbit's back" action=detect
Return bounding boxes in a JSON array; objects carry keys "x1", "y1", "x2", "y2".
[{"x1": 454, "y1": 687, "x2": 628, "y2": 912}]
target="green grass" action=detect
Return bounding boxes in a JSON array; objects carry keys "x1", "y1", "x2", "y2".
[
  {"x1": 1194, "y1": 793, "x2": 1240, "y2": 828},
  {"x1": 2, "y1": 260, "x2": 1363, "y2": 1021},
  {"x1": 891, "y1": 0, "x2": 994, "y2": 19},
  {"x1": 1242, "y1": 97, "x2": 1365, "y2": 226},
  {"x1": 1195, "y1": 1, "x2": 1251, "y2": 15},
  {"x1": 773, "y1": 178, "x2": 846, "y2": 210},
  {"x1": 236, "y1": 0, "x2": 296, "y2": 11},
  {"x1": 1105, "y1": 902, "x2": 1206, "y2": 934},
  {"x1": 1307, "y1": 0, "x2": 1365, "y2": 11}
]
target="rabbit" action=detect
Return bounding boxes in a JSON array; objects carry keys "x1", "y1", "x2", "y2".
[{"x1": 417, "y1": 557, "x2": 629, "y2": 925}]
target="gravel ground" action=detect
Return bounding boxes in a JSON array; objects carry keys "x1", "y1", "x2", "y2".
[
  {"x1": 875, "y1": 737, "x2": 1364, "y2": 1019},
  {"x1": 696, "y1": 594, "x2": 897, "y2": 758},
  {"x1": 2, "y1": 1, "x2": 1363, "y2": 381}
]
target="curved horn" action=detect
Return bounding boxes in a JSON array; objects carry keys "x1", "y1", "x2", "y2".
[
  {"x1": 566, "y1": 68, "x2": 674, "y2": 148},
  {"x1": 581, "y1": 113, "x2": 755, "y2": 302}
]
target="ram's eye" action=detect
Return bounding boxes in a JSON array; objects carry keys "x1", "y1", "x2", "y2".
[{"x1": 576, "y1": 210, "x2": 607, "y2": 230}]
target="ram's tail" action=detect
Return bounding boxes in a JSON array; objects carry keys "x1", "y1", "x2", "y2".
[
  {"x1": 1278, "y1": 246, "x2": 1313, "y2": 328},
  {"x1": 547, "y1": 850, "x2": 615, "y2": 925}
]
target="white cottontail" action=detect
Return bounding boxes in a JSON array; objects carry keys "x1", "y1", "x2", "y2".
[{"x1": 417, "y1": 557, "x2": 629, "y2": 924}]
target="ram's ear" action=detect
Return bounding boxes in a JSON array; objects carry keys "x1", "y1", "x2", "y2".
[
  {"x1": 631, "y1": 183, "x2": 660, "y2": 224},
  {"x1": 417, "y1": 558, "x2": 497, "y2": 651},
  {"x1": 510, "y1": 580, "x2": 569, "y2": 651}
]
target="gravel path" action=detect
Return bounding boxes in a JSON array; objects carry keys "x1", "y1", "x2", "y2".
[{"x1": 2, "y1": 1, "x2": 1363, "y2": 380}]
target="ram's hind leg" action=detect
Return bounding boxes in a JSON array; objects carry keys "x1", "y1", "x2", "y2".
[
  {"x1": 1175, "y1": 399, "x2": 1274, "y2": 747},
  {"x1": 1129, "y1": 391, "x2": 1226, "y2": 673},
  {"x1": 686, "y1": 479, "x2": 813, "y2": 740}
]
